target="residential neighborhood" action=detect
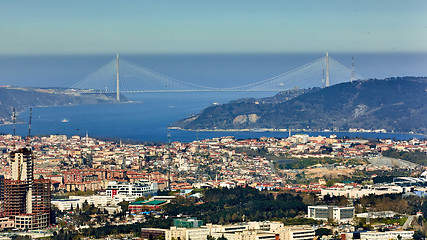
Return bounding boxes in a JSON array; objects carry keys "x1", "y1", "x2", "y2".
[{"x1": 0, "y1": 133, "x2": 426, "y2": 239}]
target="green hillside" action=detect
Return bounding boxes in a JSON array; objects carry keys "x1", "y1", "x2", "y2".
[{"x1": 172, "y1": 77, "x2": 427, "y2": 134}]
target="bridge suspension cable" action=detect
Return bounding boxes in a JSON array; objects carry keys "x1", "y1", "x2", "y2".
[{"x1": 71, "y1": 53, "x2": 364, "y2": 93}]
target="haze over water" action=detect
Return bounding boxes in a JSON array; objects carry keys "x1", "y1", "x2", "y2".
[
  {"x1": 0, "y1": 53, "x2": 426, "y2": 142},
  {"x1": 1, "y1": 53, "x2": 427, "y2": 89}
]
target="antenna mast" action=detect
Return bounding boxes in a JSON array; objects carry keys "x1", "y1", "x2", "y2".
[
  {"x1": 116, "y1": 54, "x2": 120, "y2": 101},
  {"x1": 325, "y1": 52, "x2": 330, "y2": 87}
]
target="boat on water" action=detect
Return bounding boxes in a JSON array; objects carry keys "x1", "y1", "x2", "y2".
[
  {"x1": 250, "y1": 128, "x2": 265, "y2": 132},
  {"x1": 61, "y1": 119, "x2": 69, "y2": 123}
]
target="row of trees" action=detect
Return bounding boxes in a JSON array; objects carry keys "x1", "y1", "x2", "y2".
[{"x1": 164, "y1": 187, "x2": 306, "y2": 224}]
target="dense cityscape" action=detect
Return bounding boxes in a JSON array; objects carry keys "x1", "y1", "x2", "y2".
[
  {"x1": 1, "y1": 1, "x2": 427, "y2": 240},
  {"x1": 0, "y1": 133, "x2": 426, "y2": 239}
]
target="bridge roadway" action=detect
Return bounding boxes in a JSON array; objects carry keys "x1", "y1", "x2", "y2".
[
  {"x1": 79, "y1": 89, "x2": 286, "y2": 93},
  {"x1": 71, "y1": 54, "x2": 362, "y2": 96}
]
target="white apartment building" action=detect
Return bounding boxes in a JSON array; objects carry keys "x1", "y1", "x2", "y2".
[
  {"x1": 52, "y1": 195, "x2": 112, "y2": 211},
  {"x1": 70, "y1": 195, "x2": 111, "y2": 206},
  {"x1": 51, "y1": 199, "x2": 81, "y2": 211},
  {"x1": 166, "y1": 227, "x2": 210, "y2": 240},
  {"x1": 106, "y1": 180, "x2": 158, "y2": 198},
  {"x1": 321, "y1": 185, "x2": 403, "y2": 199},
  {"x1": 308, "y1": 205, "x2": 354, "y2": 223},
  {"x1": 164, "y1": 222, "x2": 313, "y2": 240},
  {"x1": 360, "y1": 231, "x2": 414, "y2": 240},
  {"x1": 278, "y1": 226, "x2": 315, "y2": 240},
  {"x1": 356, "y1": 211, "x2": 397, "y2": 219},
  {"x1": 52, "y1": 194, "x2": 137, "y2": 211},
  {"x1": 234, "y1": 231, "x2": 277, "y2": 240}
]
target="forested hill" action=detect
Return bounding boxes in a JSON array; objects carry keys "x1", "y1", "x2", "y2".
[
  {"x1": 172, "y1": 77, "x2": 427, "y2": 134},
  {"x1": 0, "y1": 87, "x2": 123, "y2": 124}
]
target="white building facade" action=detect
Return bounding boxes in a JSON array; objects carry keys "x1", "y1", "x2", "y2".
[
  {"x1": 106, "y1": 180, "x2": 158, "y2": 198},
  {"x1": 164, "y1": 222, "x2": 314, "y2": 240},
  {"x1": 308, "y1": 205, "x2": 354, "y2": 223},
  {"x1": 344, "y1": 230, "x2": 414, "y2": 240}
]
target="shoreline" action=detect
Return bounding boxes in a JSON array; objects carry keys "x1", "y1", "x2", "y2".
[
  {"x1": 0, "y1": 100, "x2": 139, "y2": 126},
  {"x1": 168, "y1": 126, "x2": 427, "y2": 138}
]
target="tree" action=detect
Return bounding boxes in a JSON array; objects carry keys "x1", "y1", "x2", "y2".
[
  {"x1": 326, "y1": 180, "x2": 335, "y2": 187},
  {"x1": 207, "y1": 235, "x2": 216, "y2": 240},
  {"x1": 413, "y1": 230, "x2": 426, "y2": 240},
  {"x1": 118, "y1": 201, "x2": 130, "y2": 215},
  {"x1": 315, "y1": 228, "x2": 332, "y2": 237},
  {"x1": 422, "y1": 201, "x2": 427, "y2": 219},
  {"x1": 217, "y1": 234, "x2": 227, "y2": 240}
]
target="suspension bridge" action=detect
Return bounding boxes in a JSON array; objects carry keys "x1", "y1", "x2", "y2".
[{"x1": 71, "y1": 53, "x2": 364, "y2": 100}]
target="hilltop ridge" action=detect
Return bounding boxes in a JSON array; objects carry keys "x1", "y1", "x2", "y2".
[
  {"x1": 171, "y1": 77, "x2": 427, "y2": 134},
  {"x1": 0, "y1": 87, "x2": 124, "y2": 125}
]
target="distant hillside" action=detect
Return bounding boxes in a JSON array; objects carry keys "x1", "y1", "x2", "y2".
[
  {"x1": 172, "y1": 77, "x2": 427, "y2": 134},
  {"x1": 0, "y1": 87, "x2": 124, "y2": 124}
]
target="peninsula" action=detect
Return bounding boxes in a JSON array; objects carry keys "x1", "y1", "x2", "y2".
[
  {"x1": 0, "y1": 86, "x2": 125, "y2": 125},
  {"x1": 172, "y1": 77, "x2": 427, "y2": 134}
]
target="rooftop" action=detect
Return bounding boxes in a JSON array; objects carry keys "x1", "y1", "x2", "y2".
[{"x1": 130, "y1": 200, "x2": 167, "y2": 206}]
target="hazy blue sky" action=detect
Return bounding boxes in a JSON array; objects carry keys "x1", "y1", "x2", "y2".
[{"x1": 1, "y1": 0, "x2": 426, "y2": 55}]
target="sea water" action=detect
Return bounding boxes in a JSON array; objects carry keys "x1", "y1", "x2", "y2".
[{"x1": 0, "y1": 53, "x2": 426, "y2": 142}]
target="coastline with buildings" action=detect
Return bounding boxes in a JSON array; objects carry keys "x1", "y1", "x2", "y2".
[
  {"x1": 0, "y1": 132, "x2": 425, "y2": 239},
  {"x1": 1, "y1": 0, "x2": 427, "y2": 238},
  {"x1": 0, "y1": 134, "x2": 425, "y2": 193}
]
